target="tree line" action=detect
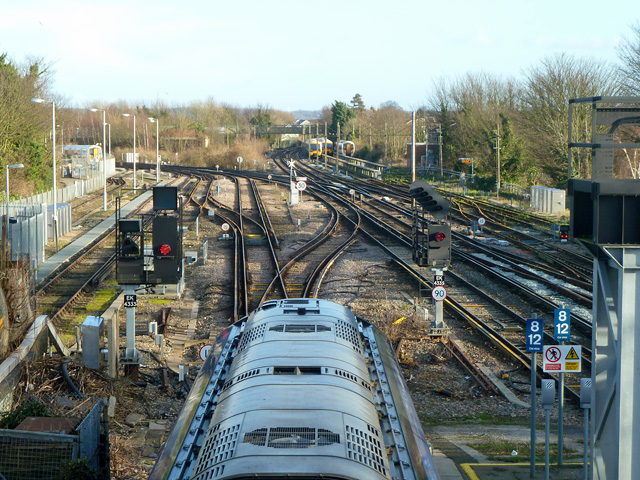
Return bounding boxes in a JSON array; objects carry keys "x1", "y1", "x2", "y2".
[
  {"x1": 328, "y1": 22, "x2": 640, "y2": 188},
  {"x1": 2, "y1": 22, "x2": 640, "y2": 199}
]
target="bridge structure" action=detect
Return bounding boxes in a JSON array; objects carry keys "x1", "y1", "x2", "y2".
[{"x1": 568, "y1": 96, "x2": 640, "y2": 480}]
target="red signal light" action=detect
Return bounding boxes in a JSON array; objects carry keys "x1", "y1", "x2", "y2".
[
  {"x1": 435, "y1": 232, "x2": 446, "y2": 242},
  {"x1": 159, "y1": 244, "x2": 171, "y2": 255}
]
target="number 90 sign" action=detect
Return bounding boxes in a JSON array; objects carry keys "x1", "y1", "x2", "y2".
[{"x1": 431, "y1": 285, "x2": 447, "y2": 301}]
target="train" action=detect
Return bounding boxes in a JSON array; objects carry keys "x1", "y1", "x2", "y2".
[
  {"x1": 149, "y1": 298, "x2": 439, "y2": 480},
  {"x1": 305, "y1": 138, "x2": 333, "y2": 158},
  {"x1": 337, "y1": 140, "x2": 355, "y2": 157}
]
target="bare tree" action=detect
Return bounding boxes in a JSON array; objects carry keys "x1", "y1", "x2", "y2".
[
  {"x1": 617, "y1": 21, "x2": 640, "y2": 95},
  {"x1": 520, "y1": 53, "x2": 619, "y2": 181}
]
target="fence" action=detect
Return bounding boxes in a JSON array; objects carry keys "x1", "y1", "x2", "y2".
[
  {"x1": 0, "y1": 400, "x2": 108, "y2": 480},
  {"x1": 2, "y1": 157, "x2": 115, "y2": 269},
  {"x1": 530, "y1": 186, "x2": 566, "y2": 215}
]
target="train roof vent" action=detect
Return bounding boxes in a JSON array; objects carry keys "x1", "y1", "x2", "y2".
[
  {"x1": 345, "y1": 425, "x2": 386, "y2": 476},
  {"x1": 336, "y1": 320, "x2": 363, "y2": 354},
  {"x1": 242, "y1": 427, "x2": 340, "y2": 449},
  {"x1": 192, "y1": 422, "x2": 240, "y2": 479},
  {"x1": 283, "y1": 307, "x2": 321, "y2": 315},
  {"x1": 268, "y1": 324, "x2": 332, "y2": 333},
  {"x1": 237, "y1": 323, "x2": 266, "y2": 352}
]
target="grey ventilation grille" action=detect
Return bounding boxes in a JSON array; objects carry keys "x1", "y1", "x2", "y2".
[
  {"x1": 221, "y1": 368, "x2": 261, "y2": 391},
  {"x1": 336, "y1": 320, "x2": 362, "y2": 354},
  {"x1": 334, "y1": 369, "x2": 372, "y2": 391},
  {"x1": 237, "y1": 323, "x2": 266, "y2": 352},
  {"x1": 192, "y1": 422, "x2": 240, "y2": 479},
  {"x1": 345, "y1": 424, "x2": 386, "y2": 476},
  {"x1": 243, "y1": 427, "x2": 340, "y2": 449},
  {"x1": 268, "y1": 324, "x2": 332, "y2": 333}
]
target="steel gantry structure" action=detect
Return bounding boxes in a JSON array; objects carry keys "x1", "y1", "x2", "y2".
[{"x1": 568, "y1": 96, "x2": 640, "y2": 480}]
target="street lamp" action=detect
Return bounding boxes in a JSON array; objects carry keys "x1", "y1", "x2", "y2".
[
  {"x1": 88, "y1": 107, "x2": 108, "y2": 210},
  {"x1": 121, "y1": 113, "x2": 136, "y2": 192},
  {"x1": 148, "y1": 117, "x2": 160, "y2": 182},
  {"x1": 31, "y1": 97, "x2": 59, "y2": 252}
]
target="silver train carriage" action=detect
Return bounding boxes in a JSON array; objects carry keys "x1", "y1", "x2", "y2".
[{"x1": 149, "y1": 298, "x2": 439, "y2": 480}]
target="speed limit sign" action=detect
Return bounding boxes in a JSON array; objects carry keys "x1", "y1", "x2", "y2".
[
  {"x1": 478, "y1": 217, "x2": 486, "y2": 226},
  {"x1": 431, "y1": 285, "x2": 447, "y2": 301},
  {"x1": 296, "y1": 181, "x2": 307, "y2": 191},
  {"x1": 221, "y1": 222, "x2": 230, "y2": 232}
]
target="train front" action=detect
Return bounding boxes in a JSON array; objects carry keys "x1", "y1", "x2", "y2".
[{"x1": 149, "y1": 298, "x2": 439, "y2": 480}]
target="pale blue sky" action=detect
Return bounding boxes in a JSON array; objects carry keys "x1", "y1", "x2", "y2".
[{"x1": 0, "y1": 0, "x2": 636, "y2": 112}]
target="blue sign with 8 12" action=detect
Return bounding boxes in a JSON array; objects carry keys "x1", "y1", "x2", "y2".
[
  {"x1": 526, "y1": 318, "x2": 543, "y2": 352},
  {"x1": 554, "y1": 308, "x2": 571, "y2": 341}
]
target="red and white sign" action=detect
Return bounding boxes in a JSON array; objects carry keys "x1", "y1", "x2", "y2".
[
  {"x1": 199, "y1": 344, "x2": 212, "y2": 362},
  {"x1": 543, "y1": 345, "x2": 582, "y2": 373},
  {"x1": 431, "y1": 285, "x2": 447, "y2": 302},
  {"x1": 296, "y1": 181, "x2": 307, "y2": 191},
  {"x1": 221, "y1": 223, "x2": 230, "y2": 232}
]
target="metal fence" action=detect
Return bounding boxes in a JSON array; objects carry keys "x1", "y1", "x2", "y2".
[{"x1": 0, "y1": 400, "x2": 107, "y2": 480}]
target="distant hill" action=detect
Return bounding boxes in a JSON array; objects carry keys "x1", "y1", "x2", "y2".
[{"x1": 290, "y1": 110, "x2": 321, "y2": 121}]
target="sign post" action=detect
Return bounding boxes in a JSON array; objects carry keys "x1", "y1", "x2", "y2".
[
  {"x1": 554, "y1": 307, "x2": 571, "y2": 465},
  {"x1": 526, "y1": 314, "x2": 543, "y2": 478}
]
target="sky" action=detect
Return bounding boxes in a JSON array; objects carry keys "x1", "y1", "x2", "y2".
[{"x1": 0, "y1": 0, "x2": 637, "y2": 113}]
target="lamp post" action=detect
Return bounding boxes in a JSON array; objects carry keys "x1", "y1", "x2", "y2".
[
  {"x1": 89, "y1": 108, "x2": 108, "y2": 210},
  {"x1": 121, "y1": 113, "x2": 136, "y2": 192},
  {"x1": 31, "y1": 97, "x2": 59, "y2": 252},
  {"x1": 148, "y1": 117, "x2": 160, "y2": 182}
]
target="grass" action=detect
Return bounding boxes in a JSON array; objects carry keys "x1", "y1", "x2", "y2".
[{"x1": 474, "y1": 441, "x2": 580, "y2": 462}]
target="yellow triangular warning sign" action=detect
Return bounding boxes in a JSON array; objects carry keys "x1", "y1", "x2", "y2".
[{"x1": 566, "y1": 347, "x2": 579, "y2": 360}]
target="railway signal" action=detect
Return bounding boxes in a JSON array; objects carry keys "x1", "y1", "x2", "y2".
[
  {"x1": 426, "y1": 224, "x2": 451, "y2": 268},
  {"x1": 408, "y1": 180, "x2": 450, "y2": 220}
]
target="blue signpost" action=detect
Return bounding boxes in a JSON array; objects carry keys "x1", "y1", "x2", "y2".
[
  {"x1": 554, "y1": 308, "x2": 571, "y2": 341},
  {"x1": 554, "y1": 308, "x2": 571, "y2": 465},
  {"x1": 526, "y1": 315, "x2": 543, "y2": 476}
]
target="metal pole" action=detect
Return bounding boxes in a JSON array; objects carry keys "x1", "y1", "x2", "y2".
[
  {"x1": 583, "y1": 408, "x2": 589, "y2": 480},
  {"x1": 52, "y1": 101, "x2": 58, "y2": 252},
  {"x1": 133, "y1": 115, "x2": 136, "y2": 192},
  {"x1": 558, "y1": 350, "x2": 565, "y2": 465},
  {"x1": 531, "y1": 313, "x2": 537, "y2": 478},
  {"x1": 324, "y1": 121, "x2": 328, "y2": 169},
  {"x1": 411, "y1": 111, "x2": 416, "y2": 184},
  {"x1": 102, "y1": 110, "x2": 107, "y2": 210},
  {"x1": 545, "y1": 408, "x2": 550, "y2": 480},
  {"x1": 156, "y1": 119, "x2": 160, "y2": 182},
  {"x1": 495, "y1": 125, "x2": 501, "y2": 199},
  {"x1": 439, "y1": 124, "x2": 443, "y2": 179}
]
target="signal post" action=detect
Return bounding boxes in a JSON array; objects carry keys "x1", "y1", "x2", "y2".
[
  {"x1": 115, "y1": 186, "x2": 183, "y2": 379},
  {"x1": 408, "y1": 180, "x2": 452, "y2": 335}
]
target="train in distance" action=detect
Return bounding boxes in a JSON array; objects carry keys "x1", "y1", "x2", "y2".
[
  {"x1": 306, "y1": 138, "x2": 355, "y2": 159},
  {"x1": 149, "y1": 298, "x2": 439, "y2": 480}
]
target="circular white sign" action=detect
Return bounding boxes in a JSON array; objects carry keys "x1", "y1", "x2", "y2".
[
  {"x1": 478, "y1": 217, "x2": 486, "y2": 226},
  {"x1": 296, "y1": 181, "x2": 307, "y2": 191},
  {"x1": 237, "y1": 156, "x2": 243, "y2": 163},
  {"x1": 431, "y1": 285, "x2": 447, "y2": 302},
  {"x1": 199, "y1": 344, "x2": 212, "y2": 361},
  {"x1": 268, "y1": 174, "x2": 272, "y2": 180},
  {"x1": 349, "y1": 189, "x2": 355, "y2": 196},
  {"x1": 221, "y1": 222, "x2": 230, "y2": 232}
]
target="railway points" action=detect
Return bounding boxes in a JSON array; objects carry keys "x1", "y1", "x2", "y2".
[{"x1": 0, "y1": 152, "x2": 608, "y2": 480}]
